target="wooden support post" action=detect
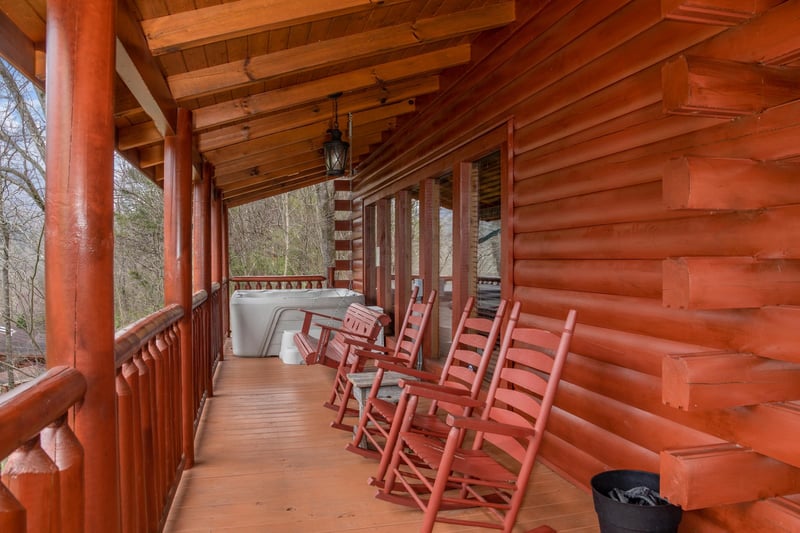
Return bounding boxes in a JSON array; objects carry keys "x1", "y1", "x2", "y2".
[
  {"x1": 452, "y1": 161, "x2": 473, "y2": 321},
  {"x1": 663, "y1": 257, "x2": 800, "y2": 309},
  {"x1": 661, "y1": 444, "x2": 800, "y2": 509},
  {"x1": 222, "y1": 205, "x2": 231, "y2": 337},
  {"x1": 661, "y1": 0, "x2": 783, "y2": 25},
  {"x1": 663, "y1": 55, "x2": 800, "y2": 118},
  {"x1": 44, "y1": 0, "x2": 118, "y2": 529},
  {"x1": 363, "y1": 204, "x2": 377, "y2": 305},
  {"x1": 164, "y1": 108, "x2": 194, "y2": 468},
  {"x1": 376, "y1": 198, "x2": 393, "y2": 320},
  {"x1": 211, "y1": 186, "x2": 221, "y2": 285},
  {"x1": 663, "y1": 351, "x2": 800, "y2": 410},
  {"x1": 419, "y1": 178, "x2": 439, "y2": 360},
  {"x1": 663, "y1": 156, "x2": 800, "y2": 210},
  {"x1": 394, "y1": 189, "x2": 412, "y2": 332},
  {"x1": 194, "y1": 162, "x2": 212, "y2": 294}
]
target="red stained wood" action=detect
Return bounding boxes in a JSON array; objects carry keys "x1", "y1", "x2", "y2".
[
  {"x1": 43, "y1": 3, "x2": 118, "y2": 529},
  {"x1": 663, "y1": 156, "x2": 800, "y2": 210},
  {"x1": 662, "y1": 55, "x2": 800, "y2": 118},
  {"x1": 663, "y1": 257, "x2": 800, "y2": 309},
  {"x1": 661, "y1": 444, "x2": 800, "y2": 509},
  {"x1": 164, "y1": 108, "x2": 195, "y2": 468},
  {"x1": 163, "y1": 357, "x2": 599, "y2": 532},
  {"x1": 2, "y1": 438, "x2": 60, "y2": 532},
  {"x1": 0, "y1": 483, "x2": 25, "y2": 533},
  {"x1": 663, "y1": 351, "x2": 800, "y2": 410},
  {"x1": 40, "y1": 419, "x2": 84, "y2": 533},
  {"x1": 661, "y1": 0, "x2": 783, "y2": 25}
]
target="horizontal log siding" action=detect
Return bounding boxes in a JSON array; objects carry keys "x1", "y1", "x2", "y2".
[{"x1": 352, "y1": 1, "x2": 800, "y2": 529}]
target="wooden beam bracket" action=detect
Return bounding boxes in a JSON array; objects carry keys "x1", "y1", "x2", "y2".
[
  {"x1": 662, "y1": 351, "x2": 800, "y2": 410},
  {"x1": 663, "y1": 156, "x2": 800, "y2": 210},
  {"x1": 662, "y1": 55, "x2": 800, "y2": 118},
  {"x1": 662, "y1": 257, "x2": 800, "y2": 310},
  {"x1": 661, "y1": 444, "x2": 800, "y2": 510},
  {"x1": 661, "y1": 0, "x2": 784, "y2": 26}
]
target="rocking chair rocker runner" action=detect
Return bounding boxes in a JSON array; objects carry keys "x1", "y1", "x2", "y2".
[
  {"x1": 377, "y1": 307, "x2": 578, "y2": 533},
  {"x1": 326, "y1": 286, "x2": 437, "y2": 431},
  {"x1": 346, "y1": 297, "x2": 510, "y2": 490}
]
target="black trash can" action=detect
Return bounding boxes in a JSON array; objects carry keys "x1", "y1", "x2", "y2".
[{"x1": 591, "y1": 470, "x2": 682, "y2": 533}]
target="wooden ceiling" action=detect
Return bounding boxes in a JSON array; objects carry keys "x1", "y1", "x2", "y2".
[{"x1": 0, "y1": 0, "x2": 516, "y2": 207}]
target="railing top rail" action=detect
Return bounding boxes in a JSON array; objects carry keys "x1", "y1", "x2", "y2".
[
  {"x1": 230, "y1": 275, "x2": 327, "y2": 282},
  {"x1": 0, "y1": 366, "x2": 86, "y2": 459},
  {"x1": 115, "y1": 303, "x2": 184, "y2": 368},
  {"x1": 211, "y1": 281, "x2": 221, "y2": 293},
  {"x1": 193, "y1": 289, "x2": 209, "y2": 310}
]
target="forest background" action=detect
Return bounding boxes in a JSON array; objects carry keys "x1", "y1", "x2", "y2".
[{"x1": 0, "y1": 59, "x2": 333, "y2": 391}]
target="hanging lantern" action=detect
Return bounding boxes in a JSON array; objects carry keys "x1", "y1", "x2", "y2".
[{"x1": 323, "y1": 93, "x2": 349, "y2": 176}]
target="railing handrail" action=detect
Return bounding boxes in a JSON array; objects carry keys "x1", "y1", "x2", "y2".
[
  {"x1": 114, "y1": 304, "x2": 184, "y2": 368},
  {"x1": 230, "y1": 275, "x2": 327, "y2": 283},
  {"x1": 0, "y1": 366, "x2": 86, "y2": 460},
  {"x1": 193, "y1": 289, "x2": 208, "y2": 310}
]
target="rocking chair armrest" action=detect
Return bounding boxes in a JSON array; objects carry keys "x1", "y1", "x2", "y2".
[
  {"x1": 346, "y1": 338, "x2": 390, "y2": 352},
  {"x1": 313, "y1": 323, "x2": 374, "y2": 340},
  {"x1": 445, "y1": 414, "x2": 535, "y2": 439},
  {"x1": 298, "y1": 309, "x2": 344, "y2": 323},
  {"x1": 401, "y1": 383, "x2": 480, "y2": 406},
  {"x1": 375, "y1": 362, "x2": 439, "y2": 382}
]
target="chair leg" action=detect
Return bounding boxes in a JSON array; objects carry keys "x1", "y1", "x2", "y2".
[
  {"x1": 420, "y1": 427, "x2": 460, "y2": 532},
  {"x1": 373, "y1": 392, "x2": 415, "y2": 485},
  {"x1": 330, "y1": 379, "x2": 355, "y2": 431}
]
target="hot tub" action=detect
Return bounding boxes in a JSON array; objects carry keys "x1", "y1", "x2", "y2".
[{"x1": 230, "y1": 288, "x2": 364, "y2": 357}]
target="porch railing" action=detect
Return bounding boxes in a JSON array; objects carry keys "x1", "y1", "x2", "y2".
[
  {"x1": 0, "y1": 283, "x2": 226, "y2": 533},
  {"x1": 230, "y1": 274, "x2": 328, "y2": 291},
  {"x1": 0, "y1": 366, "x2": 87, "y2": 532}
]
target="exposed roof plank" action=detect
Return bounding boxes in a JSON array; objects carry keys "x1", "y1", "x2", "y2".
[
  {"x1": 193, "y1": 44, "x2": 470, "y2": 130},
  {"x1": 167, "y1": 2, "x2": 514, "y2": 100},
  {"x1": 142, "y1": 0, "x2": 415, "y2": 56},
  {"x1": 214, "y1": 122, "x2": 389, "y2": 177},
  {"x1": 198, "y1": 80, "x2": 424, "y2": 152}
]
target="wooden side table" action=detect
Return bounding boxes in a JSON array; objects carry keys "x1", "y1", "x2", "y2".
[{"x1": 347, "y1": 370, "x2": 417, "y2": 448}]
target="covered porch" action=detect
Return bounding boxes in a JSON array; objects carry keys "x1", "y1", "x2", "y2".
[
  {"x1": 163, "y1": 353, "x2": 599, "y2": 533},
  {"x1": 1, "y1": 0, "x2": 800, "y2": 532}
]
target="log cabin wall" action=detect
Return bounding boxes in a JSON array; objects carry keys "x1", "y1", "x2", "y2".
[{"x1": 350, "y1": 1, "x2": 800, "y2": 530}]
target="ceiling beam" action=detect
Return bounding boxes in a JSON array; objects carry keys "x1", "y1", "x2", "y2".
[
  {"x1": 205, "y1": 112, "x2": 398, "y2": 165},
  {"x1": 197, "y1": 78, "x2": 426, "y2": 152},
  {"x1": 193, "y1": 44, "x2": 470, "y2": 130},
  {"x1": 217, "y1": 135, "x2": 377, "y2": 191},
  {"x1": 0, "y1": 10, "x2": 43, "y2": 86},
  {"x1": 214, "y1": 126, "x2": 386, "y2": 178},
  {"x1": 167, "y1": 2, "x2": 515, "y2": 100},
  {"x1": 116, "y1": 0, "x2": 177, "y2": 136},
  {"x1": 224, "y1": 171, "x2": 331, "y2": 207},
  {"x1": 142, "y1": 0, "x2": 414, "y2": 56}
]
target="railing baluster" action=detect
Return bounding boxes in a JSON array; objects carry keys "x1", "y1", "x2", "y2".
[
  {"x1": 133, "y1": 352, "x2": 157, "y2": 533},
  {"x1": 116, "y1": 373, "x2": 139, "y2": 533},
  {"x1": 2, "y1": 436, "x2": 61, "y2": 532},
  {"x1": 41, "y1": 415, "x2": 84, "y2": 533},
  {"x1": 122, "y1": 361, "x2": 147, "y2": 531},
  {"x1": 0, "y1": 483, "x2": 25, "y2": 532}
]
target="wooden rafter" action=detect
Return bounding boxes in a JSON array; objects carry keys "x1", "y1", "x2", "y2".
[
  {"x1": 198, "y1": 84, "x2": 422, "y2": 152},
  {"x1": 142, "y1": 0, "x2": 415, "y2": 56},
  {"x1": 193, "y1": 44, "x2": 470, "y2": 131},
  {"x1": 167, "y1": 3, "x2": 515, "y2": 100}
]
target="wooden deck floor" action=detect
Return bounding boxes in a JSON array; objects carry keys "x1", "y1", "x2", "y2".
[{"x1": 164, "y1": 356, "x2": 600, "y2": 533}]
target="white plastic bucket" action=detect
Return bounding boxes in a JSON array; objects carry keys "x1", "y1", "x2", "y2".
[{"x1": 279, "y1": 330, "x2": 303, "y2": 365}]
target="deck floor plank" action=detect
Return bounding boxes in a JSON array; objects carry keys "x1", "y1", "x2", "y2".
[{"x1": 164, "y1": 357, "x2": 600, "y2": 532}]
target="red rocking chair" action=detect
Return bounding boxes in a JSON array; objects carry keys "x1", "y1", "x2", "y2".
[
  {"x1": 377, "y1": 307, "x2": 577, "y2": 533},
  {"x1": 346, "y1": 297, "x2": 510, "y2": 490},
  {"x1": 326, "y1": 286, "x2": 437, "y2": 431}
]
